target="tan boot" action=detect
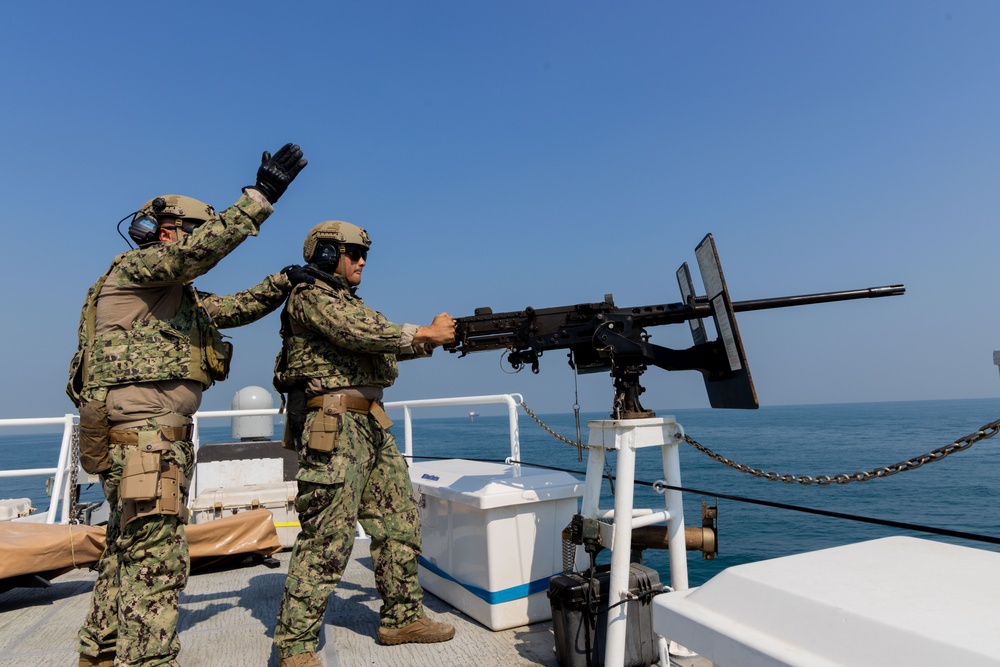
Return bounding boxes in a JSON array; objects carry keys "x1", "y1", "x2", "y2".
[
  {"x1": 78, "y1": 653, "x2": 115, "y2": 667},
  {"x1": 278, "y1": 652, "x2": 322, "y2": 667},
  {"x1": 378, "y1": 616, "x2": 456, "y2": 645}
]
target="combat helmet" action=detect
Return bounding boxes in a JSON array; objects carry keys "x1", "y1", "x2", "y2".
[
  {"x1": 128, "y1": 195, "x2": 217, "y2": 246},
  {"x1": 302, "y1": 221, "x2": 372, "y2": 263}
]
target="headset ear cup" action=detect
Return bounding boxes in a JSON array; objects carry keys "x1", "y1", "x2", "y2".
[
  {"x1": 128, "y1": 215, "x2": 160, "y2": 246},
  {"x1": 312, "y1": 242, "x2": 340, "y2": 269}
]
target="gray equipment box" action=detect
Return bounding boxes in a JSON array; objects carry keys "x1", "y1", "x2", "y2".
[{"x1": 548, "y1": 563, "x2": 663, "y2": 667}]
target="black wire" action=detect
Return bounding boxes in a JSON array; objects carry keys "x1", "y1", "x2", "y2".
[
  {"x1": 116, "y1": 210, "x2": 140, "y2": 249},
  {"x1": 407, "y1": 454, "x2": 1000, "y2": 547}
]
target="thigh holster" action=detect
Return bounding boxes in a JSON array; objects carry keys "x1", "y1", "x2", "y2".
[
  {"x1": 119, "y1": 433, "x2": 189, "y2": 528},
  {"x1": 305, "y1": 394, "x2": 347, "y2": 453}
]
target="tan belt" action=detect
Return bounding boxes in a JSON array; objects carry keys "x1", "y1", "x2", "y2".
[
  {"x1": 305, "y1": 394, "x2": 393, "y2": 430},
  {"x1": 109, "y1": 425, "x2": 193, "y2": 445},
  {"x1": 306, "y1": 395, "x2": 376, "y2": 413}
]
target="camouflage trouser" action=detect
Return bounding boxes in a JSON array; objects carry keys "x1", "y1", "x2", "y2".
[
  {"x1": 274, "y1": 410, "x2": 423, "y2": 657},
  {"x1": 77, "y1": 423, "x2": 194, "y2": 667}
]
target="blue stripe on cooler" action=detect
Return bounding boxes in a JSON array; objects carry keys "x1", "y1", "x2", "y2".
[{"x1": 418, "y1": 556, "x2": 551, "y2": 604}]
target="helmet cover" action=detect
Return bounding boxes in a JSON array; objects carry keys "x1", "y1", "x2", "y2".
[
  {"x1": 137, "y1": 195, "x2": 216, "y2": 224},
  {"x1": 128, "y1": 194, "x2": 216, "y2": 247},
  {"x1": 302, "y1": 220, "x2": 372, "y2": 263}
]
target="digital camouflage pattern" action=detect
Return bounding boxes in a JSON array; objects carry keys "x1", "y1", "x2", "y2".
[
  {"x1": 110, "y1": 193, "x2": 268, "y2": 283},
  {"x1": 85, "y1": 286, "x2": 218, "y2": 389},
  {"x1": 82, "y1": 273, "x2": 293, "y2": 392},
  {"x1": 273, "y1": 271, "x2": 428, "y2": 658},
  {"x1": 68, "y1": 193, "x2": 280, "y2": 405},
  {"x1": 198, "y1": 272, "x2": 293, "y2": 326},
  {"x1": 273, "y1": 277, "x2": 403, "y2": 395},
  {"x1": 273, "y1": 410, "x2": 424, "y2": 657},
  {"x1": 78, "y1": 426, "x2": 195, "y2": 666},
  {"x1": 76, "y1": 191, "x2": 290, "y2": 665}
]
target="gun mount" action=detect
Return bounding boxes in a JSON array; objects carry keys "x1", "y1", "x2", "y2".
[{"x1": 446, "y1": 234, "x2": 904, "y2": 418}]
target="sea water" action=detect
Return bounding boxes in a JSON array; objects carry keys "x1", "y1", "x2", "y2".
[{"x1": 2, "y1": 398, "x2": 998, "y2": 587}]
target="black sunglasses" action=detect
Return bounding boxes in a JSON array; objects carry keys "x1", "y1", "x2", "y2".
[{"x1": 343, "y1": 245, "x2": 368, "y2": 262}]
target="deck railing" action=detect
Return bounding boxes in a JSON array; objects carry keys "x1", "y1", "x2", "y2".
[
  {"x1": 0, "y1": 415, "x2": 78, "y2": 524},
  {"x1": 193, "y1": 392, "x2": 524, "y2": 460},
  {"x1": 0, "y1": 393, "x2": 524, "y2": 525}
]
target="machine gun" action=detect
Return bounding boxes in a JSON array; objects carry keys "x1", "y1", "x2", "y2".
[{"x1": 446, "y1": 234, "x2": 904, "y2": 418}]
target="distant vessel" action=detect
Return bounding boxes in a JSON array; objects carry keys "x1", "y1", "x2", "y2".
[{"x1": 470, "y1": 411, "x2": 479, "y2": 422}]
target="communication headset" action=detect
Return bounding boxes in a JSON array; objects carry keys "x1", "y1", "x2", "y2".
[
  {"x1": 311, "y1": 241, "x2": 340, "y2": 270},
  {"x1": 127, "y1": 197, "x2": 167, "y2": 246}
]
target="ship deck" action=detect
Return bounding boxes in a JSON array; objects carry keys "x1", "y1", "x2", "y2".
[{"x1": 0, "y1": 540, "x2": 647, "y2": 667}]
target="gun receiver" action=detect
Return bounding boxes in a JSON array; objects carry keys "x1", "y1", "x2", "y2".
[{"x1": 446, "y1": 234, "x2": 904, "y2": 418}]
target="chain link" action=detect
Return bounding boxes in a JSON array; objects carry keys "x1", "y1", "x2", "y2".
[
  {"x1": 519, "y1": 400, "x2": 1000, "y2": 488},
  {"x1": 519, "y1": 401, "x2": 617, "y2": 494},
  {"x1": 69, "y1": 424, "x2": 81, "y2": 523},
  {"x1": 684, "y1": 418, "x2": 1000, "y2": 486},
  {"x1": 520, "y1": 401, "x2": 583, "y2": 448}
]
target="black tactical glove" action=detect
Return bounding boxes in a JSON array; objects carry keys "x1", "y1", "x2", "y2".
[
  {"x1": 251, "y1": 143, "x2": 307, "y2": 204},
  {"x1": 282, "y1": 264, "x2": 316, "y2": 287}
]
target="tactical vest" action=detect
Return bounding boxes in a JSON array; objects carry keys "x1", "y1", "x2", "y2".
[
  {"x1": 67, "y1": 255, "x2": 228, "y2": 406},
  {"x1": 273, "y1": 281, "x2": 399, "y2": 392}
]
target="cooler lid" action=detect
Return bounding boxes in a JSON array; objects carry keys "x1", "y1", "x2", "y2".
[{"x1": 409, "y1": 459, "x2": 583, "y2": 509}]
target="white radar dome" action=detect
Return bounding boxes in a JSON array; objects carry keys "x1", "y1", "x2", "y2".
[{"x1": 231, "y1": 386, "x2": 275, "y2": 440}]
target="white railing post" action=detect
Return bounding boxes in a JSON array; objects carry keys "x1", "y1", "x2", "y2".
[
  {"x1": 504, "y1": 394, "x2": 521, "y2": 464},
  {"x1": 403, "y1": 405, "x2": 414, "y2": 457},
  {"x1": 50, "y1": 414, "x2": 76, "y2": 524}
]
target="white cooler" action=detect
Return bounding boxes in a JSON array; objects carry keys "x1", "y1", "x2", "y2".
[
  {"x1": 189, "y1": 481, "x2": 300, "y2": 548},
  {"x1": 409, "y1": 459, "x2": 583, "y2": 631},
  {"x1": 0, "y1": 498, "x2": 33, "y2": 521}
]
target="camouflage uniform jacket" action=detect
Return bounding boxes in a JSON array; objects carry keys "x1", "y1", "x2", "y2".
[
  {"x1": 274, "y1": 273, "x2": 430, "y2": 395},
  {"x1": 68, "y1": 192, "x2": 290, "y2": 406}
]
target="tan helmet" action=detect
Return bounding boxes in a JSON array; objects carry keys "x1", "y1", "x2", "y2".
[
  {"x1": 302, "y1": 221, "x2": 372, "y2": 263},
  {"x1": 137, "y1": 195, "x2": 216, "y2": 223},
  {"x1": 128, "y1": 194, "x2": 217, "y2": 246}
]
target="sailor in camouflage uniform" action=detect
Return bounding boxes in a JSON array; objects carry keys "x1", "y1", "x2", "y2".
[
  {"x1": 272, "y1": 221, "x2": 457, "y2": 667},
  {"x1": 67, "y1": 144, "x2": 308, "y2": 667}
]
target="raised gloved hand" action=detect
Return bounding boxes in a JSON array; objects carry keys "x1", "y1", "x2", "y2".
[
  {"x1": 282, "y1": 264, "x2": 316, "y2": 287},
  {"x1": 252, "y1": 143, "x2": 307, "y2": 204}
]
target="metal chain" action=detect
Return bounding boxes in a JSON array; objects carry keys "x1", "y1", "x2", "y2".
[
  {"x1": 520, "y1": 401, "x2": 582, "y2": 448},
  {"x1": 684, "y1": 417, "x2": 1000, "y2": 486},
  {"x1": 520, "y1": 399, "x2": 1000, "y2": 488},
  {"x1": 69, "y1": 424, "x2": 81, "y2": 523},
  {"x1": 520, "y1": 400, "x2": 619, "y2": 495}
]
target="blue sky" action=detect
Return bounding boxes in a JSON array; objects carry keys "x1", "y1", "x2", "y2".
[{"x1": 1, "y1": 1, "x2": 998, "y2": 419}]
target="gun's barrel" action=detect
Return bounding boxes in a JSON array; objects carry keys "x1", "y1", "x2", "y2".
[
  {"x1": 448, "y1": 285, "x2": 906, "y2": 354},
  {"x1": 730, "y1": 284, "x2": 905, "y2": 313}
]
